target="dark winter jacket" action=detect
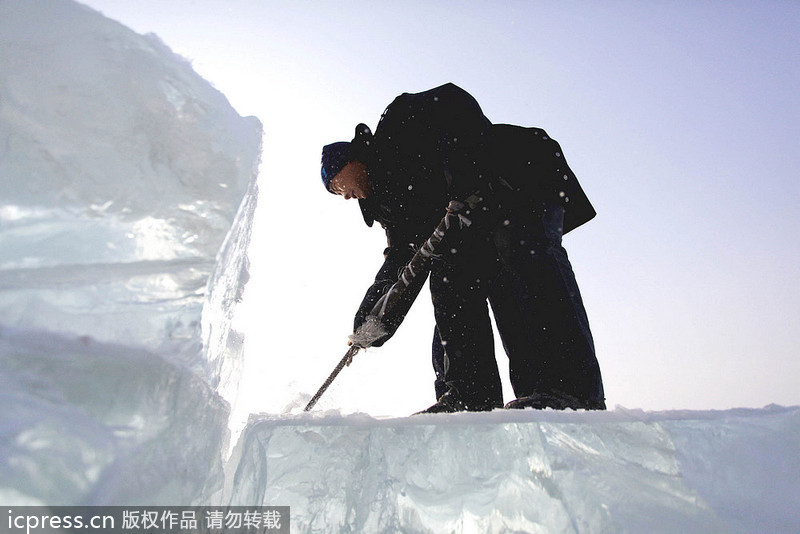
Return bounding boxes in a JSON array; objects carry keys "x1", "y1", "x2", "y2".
[{"x1": 352, "y1": 83, "x2": 595, "y2": 342}]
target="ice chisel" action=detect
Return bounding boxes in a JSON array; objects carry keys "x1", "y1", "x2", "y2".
[{"x1": 304, "y1": 345, "x2": 360, "y2": 411}]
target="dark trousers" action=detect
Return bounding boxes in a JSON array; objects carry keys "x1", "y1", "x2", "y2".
[{"x1": 430, "y1": 203, "x2": 605, "y2": 409}]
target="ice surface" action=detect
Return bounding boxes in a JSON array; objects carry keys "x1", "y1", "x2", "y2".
[
  {"x1": 224, "y1": 406, "x2": 800, "y2": 533},
  {"x1": 0, "y1": 0, "x2": 261, "y2": 504}
]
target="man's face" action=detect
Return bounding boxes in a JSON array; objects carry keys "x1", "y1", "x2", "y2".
[{"x1": 329, "y1": 160, "x2": 371, "y2": 200}]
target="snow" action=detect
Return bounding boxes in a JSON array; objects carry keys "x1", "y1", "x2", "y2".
[
  {"x1": 2, "y1": 2, "x2": 799, "y2": 532},
  {"x1": 0, "y1": 0, "x2": 260, "y2": 504}
]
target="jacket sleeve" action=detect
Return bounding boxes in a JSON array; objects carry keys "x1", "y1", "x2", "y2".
[
  {"x1": 352, "y1": 84, "x2": 494, "y2": 346},
  {"x1": 353, "y1": 225, "x2": 430, "y2": 347}
]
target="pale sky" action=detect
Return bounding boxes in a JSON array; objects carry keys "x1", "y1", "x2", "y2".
[{"x1": 79, "y1": 0, "x2": 800, "y2": 417}]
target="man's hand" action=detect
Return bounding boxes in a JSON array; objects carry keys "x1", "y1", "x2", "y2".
[{"x1": 349, "y1": 314, "x2": 389, "y2": 349}]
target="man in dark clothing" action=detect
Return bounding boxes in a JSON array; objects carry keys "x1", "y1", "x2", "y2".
[{"x1": 321, "y1": 83, "x2": 605, "y2": 413}]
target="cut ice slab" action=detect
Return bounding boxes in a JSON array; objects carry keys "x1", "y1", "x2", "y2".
[{"x1": 222, "y1": 406, "x2": 800, "y2": 533}]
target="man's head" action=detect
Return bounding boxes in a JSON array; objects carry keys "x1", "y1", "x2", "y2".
[
  {"x1": 320, "y1": 124, "x2": 374, "y2": 200},
  {"x1": 321, "y1": 142, "x2": 350, "y2": 191}
]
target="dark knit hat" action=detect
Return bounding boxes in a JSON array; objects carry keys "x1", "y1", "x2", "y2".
[
  {"x1": 321, "y1": 141, "x2": 351, "y2": 193},
  {"x1": 320, "y1": 124, "x2": 374, "y2": 193}
]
